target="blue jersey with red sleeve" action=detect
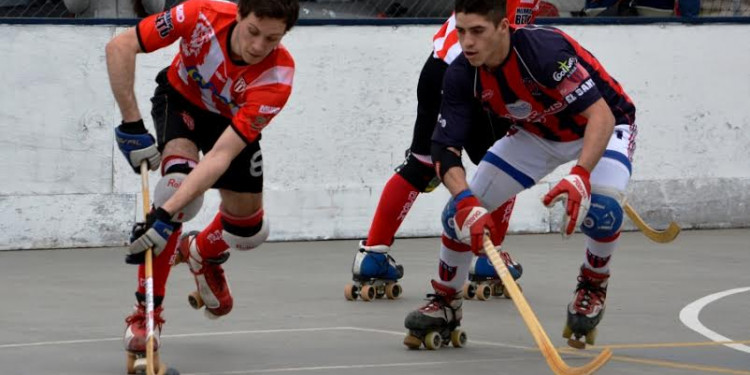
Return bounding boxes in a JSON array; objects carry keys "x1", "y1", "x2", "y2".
[{"x1": 434, "y1": 25, "x2": 635, "y2": 146}]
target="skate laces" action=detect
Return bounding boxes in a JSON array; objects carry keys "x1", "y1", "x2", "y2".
[
  {"x1": 573, "y1": 275, "x2": 607, "y2": 313},
  {"x1": 125, "y1": 306, "x2": 165, "y2": 329},
  {"x1": 420, "y1": 294, "x2": 449, "y2": 312}
]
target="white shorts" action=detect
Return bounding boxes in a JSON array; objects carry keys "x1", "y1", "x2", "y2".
[{"x1": 470, "y1": 124, "x2": 636, "y2": 210}]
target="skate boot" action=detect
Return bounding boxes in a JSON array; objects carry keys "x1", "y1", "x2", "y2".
[
  {"x1": 344, "y1": 240, "x2": 404, "y2": 301},
  {"x1": 124, "y1": 293, "x2": 168, "y2": 374},
  {"x1": 403, "y1": 280, "x2": 467, "y2": 350},
  {"x1": 463, "y1": 249, "x2": 523, "y2": 300},
  {"x1": 563, "y1": 266, "x2": 610, "y2": 349},
  {"x1": 177, "y1": 231, "x2": 233, "y2": 319}
]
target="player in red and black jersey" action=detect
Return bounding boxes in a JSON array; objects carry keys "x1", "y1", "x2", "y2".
[
  {"x1": 346, "y1": 0, "x2": 539, "y2": 303},
  {"x1": 405, "y1": 0, "x2": 636, "y2": 349},
  {"x1": 106, "y1": 0, "x2": 299, "y2": 367}
]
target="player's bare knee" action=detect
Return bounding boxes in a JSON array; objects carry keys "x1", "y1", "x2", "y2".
[
  {"x1": 221, "y1": 208, "x2": 269, "y2": 251},
  {"x1": 396, "y1": 152, "x2": 440, "y2": 193},
  {"x1": 581, "y1": 187, "x2": 624, "y2": 241},
  {"x1": 161, "y1": 138, "x2": 199, "y2": 161},
  {"x1": 153, "y1": 156, "x2": 203, "y2": 222}
]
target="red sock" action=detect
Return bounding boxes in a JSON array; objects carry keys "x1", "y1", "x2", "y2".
[
  {"x1": 366, "y1": 174, "x2": 419, "y2": 247},
  {"x1": 490, "y1": 196, "x2": 516, "y2": 247},
  {"x1": 138, "y1": 228, "x2": 181, "y2": 297},
  {"x1": 196, "y1": 212, "x2": 230, "y2": 259}
]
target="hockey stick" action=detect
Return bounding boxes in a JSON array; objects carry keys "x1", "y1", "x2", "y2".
[
  {"x1": 483, "y1": 236, "x2": 612, "y2": 375},
  {"x1": 139, "y1": 161, "x2": 160, "y2": 375},
  {"x1": 623, "y1": 202, "x2": 681, "y2": 243}
]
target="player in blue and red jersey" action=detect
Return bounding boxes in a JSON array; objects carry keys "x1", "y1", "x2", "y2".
[
  {"x1": 105, "y1": 0, "x2": 299, "y2": 369},
  {"x1": 404, "y1": 0, "x2": 636, "y2": 350},
  {"x1": 345, "y1": 0, "x2": 540, "y2": 303}
]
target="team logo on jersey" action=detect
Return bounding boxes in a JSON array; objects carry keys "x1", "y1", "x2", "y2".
[
  {"x1": 233, "y1": 78, "x2": 248, "y2": 93},
  {"x1": 155, "y1": 11, "x2": 174, "y2": 38},
  {"x1": 506, "y1": 100, "x2": 532, "y2": 119},
  {"x1": 183, "y1": 17, "x2": 215, "y2": 57},
  {"x1": 481, "y1": 89, "x2": 494, "y2": 101},
  {"x1": 553, "y1": 57, "x2": 578, "y2": 82}
]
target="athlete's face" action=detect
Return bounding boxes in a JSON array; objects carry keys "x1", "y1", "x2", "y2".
[
  {"x1": 456, "y1": 12, "x2": 509, "y2": 68},
  {"x1": 232, "y1": 12, "x2": 287, "y2": 64}
]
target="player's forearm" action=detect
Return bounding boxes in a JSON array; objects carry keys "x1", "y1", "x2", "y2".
[
  {"x1": 106, "y1": 29, "x2": 141, "y2": 122},
  {"x1": 577, "y1": 100, "x2": 615, "y2": 172},
  {"x1": 162, "y1": 152, "x2": 229, "y2": 215}
]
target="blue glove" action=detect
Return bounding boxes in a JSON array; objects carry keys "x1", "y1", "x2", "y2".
[
  {"x1": 126, "y1": 207, "x2": 177, "y2": 264},
  {"x1": 115, "y1": 120, "x2": 161, "y2": 174}
]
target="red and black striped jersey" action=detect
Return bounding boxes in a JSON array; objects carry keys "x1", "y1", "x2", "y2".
[{"x1": 434, "y1": 25, "x2": 635, "y2": 146}]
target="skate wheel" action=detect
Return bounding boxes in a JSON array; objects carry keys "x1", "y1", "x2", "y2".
[
  {"x1": 567, "y1": 337, "x2": 586, "y2": 350},
  {"x1": 562, "y1": 324, "x2": 574, "y2": 339},
  {"x1": 424, "y1": 331, "x2": 442, "y2": 350},
  {"x1": 385, "y1": 283, "x2": 402, "y2": 299},
  {"x1": 188, "y1": 291, "x2": 204, "y2": 309},
  {"x1": 360, "y1": 285, "x2": 376, "y2": 301},
  {"x1": 476, "y1": 284, "x2": 491, "y2": 301},
  {"x1": 492, "y1": 283, "x2": 504, "y2": 297},
  {"x1": 344, "y1": 284, "x2": 359, "y2": 301},
  {"x1": 462, "y1": 282, "x2": 476, "y2": 300},
  {"x1": 126, "y1": 352, "x2": 137, "y2": 374},
  {"x1": 585, "y1": 328, "x2": 598, "y2": 346},
  {"x1": 403, "y1": 333, "x2": 422, "y2": 349},
  {"x1": 450, "y1": 329, "x2": 467, "y2": 348}
]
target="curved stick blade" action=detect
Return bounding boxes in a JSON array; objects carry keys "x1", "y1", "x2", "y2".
[
  {"x1": 484, "y1": 237, "x2": 612, "y2": 375},
  {"x1": 624, "y1": 203, "x2": 681, "y2": 243}
]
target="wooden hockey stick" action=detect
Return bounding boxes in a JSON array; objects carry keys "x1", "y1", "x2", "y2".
[
  {"x1": 483, "y1": 236, "x2": 612, "y2": 375},
  {"x1": 623, "y1": 202, "x2": 681, "y2": 243},
  {"x1": 139, "y1": 162, "x2": 160, "y2": 375}
]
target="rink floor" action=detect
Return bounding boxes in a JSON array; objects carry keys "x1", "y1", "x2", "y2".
[{"x1": 1, "y1": 229, "x2": 749, "y2": 375}]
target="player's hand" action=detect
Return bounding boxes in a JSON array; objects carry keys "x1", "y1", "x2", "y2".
[
  {"x1": 542, "y1": 165, "x2": 591, "y2": 238},
  {"x1": 126, "y1": 207, "x2": 176, "y2": 264},
  {"x1": 115, "y1": 119, "x2": 161, "y2": 174},
  {"x1": 454, "y1": 190, "x2": 495, "y2": 255}
]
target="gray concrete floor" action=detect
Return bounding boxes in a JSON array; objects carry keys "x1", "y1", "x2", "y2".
[{"x1": 1, "y1": 229, "x2": 749, "y2": 375}]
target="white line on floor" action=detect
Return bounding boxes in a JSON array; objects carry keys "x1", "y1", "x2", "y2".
[{"x1": 679, "y1": 286, "x2": 750, "y2": 354}]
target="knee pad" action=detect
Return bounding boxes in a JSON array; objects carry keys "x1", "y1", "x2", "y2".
[
  {"x1": 153, "y1": 158, "x2": 202, "y2": 222},
  {"x1": 441, "y1": 196, "x2": 460, "y2": 242},
  {"x1": 581, "y1": 188, "x2": 624, "y2": 240},
  {"x1": 221, "y1": 209, "x2": 269, "y2": 251},
  {"x1": 396, "y1": 151, "x2": 440, "y2": 193}
]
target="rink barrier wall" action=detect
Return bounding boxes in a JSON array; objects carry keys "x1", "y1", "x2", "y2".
[{"x1": 1, "y1": 23, "x2": 748, "y2": 250}]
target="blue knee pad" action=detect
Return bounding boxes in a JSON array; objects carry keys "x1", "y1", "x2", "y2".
[
  {"x1": 581, "y1": 192, "x2": 624, "y2": 240},
  {"x1": 441, "y1": 196, "x2": 460, "y2": 241}
]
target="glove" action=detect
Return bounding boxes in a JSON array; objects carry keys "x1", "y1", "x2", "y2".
[
  {"x1": 542, "y1": 165, "x2": 591, "y2": 238},
  {"x1": 126, "y1": 207, "x2": 176, "y2": 264},
  {"x1": 115, "y1": 119, "x2": 161, "y2": 174},
  {"x1": 453, "y1": 190, "x2": 495, "y2": 255}
]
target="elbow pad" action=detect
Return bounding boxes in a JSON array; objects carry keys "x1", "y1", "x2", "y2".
[{"x1": 431, "y1": 142, "x2": 464, "y2": 179}]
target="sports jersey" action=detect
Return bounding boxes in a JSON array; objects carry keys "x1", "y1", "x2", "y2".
[
  {"x1": 136, "y1": 0, "x2": 294, "y2": 143},
  {"x1": 435, "y1": 25, "x2": 636, "y2": 146},
  {"x1": 432, "y1": 0, "x2": 540, "y2": 64}
]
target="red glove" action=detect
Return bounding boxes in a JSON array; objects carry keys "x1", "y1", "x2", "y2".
[
  {"x1": 454, "y1": 190, "x2": 495, "y2": 254},
  {"x1": 542, "y1": 165, "x2": 591, "y2": 238}
]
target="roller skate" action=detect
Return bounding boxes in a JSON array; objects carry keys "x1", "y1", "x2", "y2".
[
  {"x1": 124, "y1": 293, "x2": 169, "y2": 374},
  {"x1": 176, "y1": 231, "x2": 233, "y2": 319},
  {"x1": 562, "y1": 266, "x2": 610, "y2": 349},
  {"x1": 403, "y1": 280, "x2": 467, "y2": 350},
  {"x1": 344, "y1": 240, "x2": 404, "y2": 301},
  {"x1": 463, "y1": 249, "x2": 523, "y2": 300}
]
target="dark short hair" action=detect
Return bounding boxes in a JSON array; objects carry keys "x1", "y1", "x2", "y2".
[
  {"x1": 455, "y1": 0, "x2": 507, "y2": 25},
  {"x1": 238, "y1": 0, "x2": 300, "y2": 31}
]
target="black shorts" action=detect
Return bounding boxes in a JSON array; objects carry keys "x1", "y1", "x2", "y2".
[
  {"x1": 410, "y1": 54, "x2": 510, "y2": 165},
  {"x1": 150, "y1": 68, "x2": 263, "y2": 193}
]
